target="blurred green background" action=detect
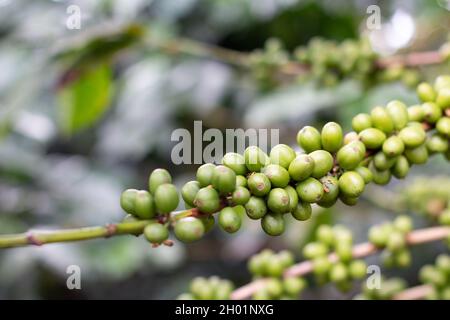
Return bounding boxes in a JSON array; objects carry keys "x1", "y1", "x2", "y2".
[{"x1": 0, "y1": 0, "x2": 449, "y2": 299}]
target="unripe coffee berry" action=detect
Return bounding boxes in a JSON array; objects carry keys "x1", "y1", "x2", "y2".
[
  {"x1": 245, "y1": 196, "x2": 267, "y2": 220},
  {"x1": 135, "y1": 190, "x2": 156, "y2": 219},
  {"x1": 329, "y1": 263, "x2": 349, "y2": 283},
  {"x1": 398, "y1": 125, "x2": 426, "y2": 148},
  {"x1": 358, "y1": 128, "x2": 386, "y2": 149},
  {"x1": 296, "y1": 177, "x2": 324, "y2": 203},
  {"x1": 291, "y1": 202, "x2": 312, "y2": 221},
  {"x1": 248, "y1": 172, "x2": 271, "y2": 196},
  {"x1": 371, "y1": 106, "x2": 394, "y2": 134},
  {"x1": 317, "y1": 176, "x2": 339, "y2": 208},
  {"x1": 309, "y1": 150, "x2": 333, "y2": 178},
  {"x1": 222, "y1": 152, "x2": 247, "y2": 175},
  {"x1": 120, "y1": 189, "x2": 138, "y2": 215},
  {"x1": 434, "y1": 75, "x2": 450, "y2": 91},
  {"x1": 288, "y1": 154, "x2": 314, "y2": 181},
  {"x1": 354, "y1": 166, "x2": 373, "y2": 184},
  {"x1": 391, "y1": 155, "x2": 409, "y2": 179},
  {"x1": 174, "y1": 217, "x2": 205, "y2": 243},
  {"x1": 284, "y1": 185, "x2": 298, "y2": 212},
  {"x1": 154, "y1": 184, "x2": 179, "y2": 214},
  {"x1": 303, "y1": 242, "x2": 328, "y2": 259},
  {"x1": 218, "y1": 207, "x2": 242, "y2": 233},
  {"x1": 235, "y1": 175, "x2": 247, "y2": 187},
  {"x1": 321, "y1": 122, "x2": 343, "y2": 152},
  {"x1": 344, "y1": 131, "x2": 359, "y2": 145},
  {"x1": 436, "y1": 117, "x2": 450, "y2": 137},
  {"x1": 338, "y1": 171, "x2": 365, "y2": 198},
  {"x1": 196, "y1": 163, "x2": 216, "y2": 187},
  {"x1": 426, "y1": 134, "x2": 449, "y2": 153},
  {"x1": 297, "y1": 126, "x2": 322, "y2": 153},
  {"x1": 261, "y1": 212, "x2": 285, "y2": 236},
  {"x1": 244, "y1": 146, "x2": 269, "y2": 172},
  {"x1": 417, "y1": 82, "x2": 436, "y2": 102},
  {"x1": 194, "y1": 187, "x2": 220, "y2": 213},
  {"x1": 407, "y1": 105, "x2": 425, "y2": 122},
  {"x1": 386, "y1": 100, "x2": 409, "y2": 130},
  {"x1": 336, "y1": 141, "x2": 366, "y2": 170},
  {"x1": 282, "y1": 277, "x2": 306, "y2": 296},
  {"x1": 374, "y1": 151, "x2": 397, "y2": 170},
  {"x1": 269, "y1": 144, "x2": 296, "y2": 169},
  {"x1": 144, "y1": 223, "x2": 169, "y2": 244},
  {"x1": 267, "y1": 188, "x2": 290, "y2": 214},
  {"x1": 382, "y1": 136, "x2": 405, "y2": 157},
  {"x1": 212, "y1": 165, "x2": 236, "y2": 195},
  {"x1": 422, "y1": 102, "x2": 442, "y2": 123},
  {"x1": 349, "y1": 260, "x2": 367, "y2": 280},
  {"x1": 352, "y1": 113, "x2": 372, "y2": 133},
  {"x1": 262, "y1": 164, "x2": 290, "y2": 187},
  {"x1": 370, "y1": 163, "x2": 391, "y2": 185},
  {"x1": 266, "y1": 256, "x2": 284, "y2": 277},
  {"x1": 404, "y1": 144, "x2": 429, "y2": 164},
  {"x1": 201, "y1": 215, "x2": 215, "y2": 233},
  {"x1": 231, "y1": 186, "x2": 251, "y2": 205},
  {"x1": 181, "y1": 181, "x2": 200, "y2": 207},
  {"x1": 148, "y1": 168, "x2": 172, "y2": 194}
]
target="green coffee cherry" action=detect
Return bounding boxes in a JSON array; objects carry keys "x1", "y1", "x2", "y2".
[
  {"x1": 267, "y1": 188, "x2": 290, "y2": 214},
  {"x1": 248, "y1": 172, "x2": 271, "y2": 196},
  {"x1": 218, "y1": 207, "x2": 242, "y2": 233},
  {"x1": 371, "y1": 106, "x2": 394, "y2": 134},
  {"x1": 245, "y1": 196, "x2": 267, "y2": 219},
  {"x1": 344, "y1": 131, "x2": 359, "y2": 145},
  {"x1": 422, "y1": 102, "x2": 442, "y2": 123},
  {"x1": 393, "y1": 215, "x2": 413, "y2": 234},
  {"x1": 398, "y1": 126, "x2": 426, "y2": 148},
  {"x1": 235, "y1": 175, "x2": 247, "y2": 187},
  {"x1": 291, "y1": 202, "x2": 312, "y2": 221},
  {"x1": 174, "y1": 217, "x2": 205, "y2": 243},
  {"x1": 269, "y1": 144, "x2": 296, "y2": 169},
  {"x1": 436, "y1": 88, "x2": 450, "y2": 110},
  {"x1": 417, "y1": 82, "x2": 436, "y2": 102},
  {"x1": 426, "y1": 134, "x2": 448, "y2": 153},
  {"x1": 303, "y1": 242, "x2": 328, "y2": 259},
  {"x1": 231, "y1": 186, "x2": 250, "y2": 205},
  {"x1": 391, "y1": 155, "x2": 409, "y2": 179},
  {"x1": 194, "y1": 187, "x2": 220, "y2": 213},
  {"x1": 349, "y1": 260, "x2": 367, "y2": 279},
  {"x1": 288, "y1": 154, "x2": 314, "y2": 181},
  {"x1": 373, "y1": 151, "x2": 397, "y2": 170},
  {"x1": 321, "y1": 122, "x2": 343, "y2": 152},
  {"x1": 316, "y1": 225, "x2": 334, "y2": 246},
  {"x1": 382, "y1": 136, "x2": 404, "y2": 157},
  {"x1": 284, "y1": 185, "x2": 298, "y2": 212},
  {"x1": 265, "y1": 278, "x2": 284, "y2": 298},
  {"x1": 211, "y1": 165, "x2": 236, "y2": 195},
  {"x1": 261, "y1": 212, "x2": 285, "y2": 236},
  {"x1": 436, "y1": 117, "x2": 450, "y2": 137},
  {"x1": 370, "y1": 163, "x2": 391, "y2": 185},
  {"x1": 359, "y1": 128, "x2": 386, "y2": 149},
  {"x1": 266, "y1": 256, "x2": 284, "y2": 277},
  {"x1": 338, "y1": 171, "x2": 365, "y2": 198},
  {"x1": 312, "y1": 256, "x2": 331, "y2": 276},
  {"x1": 278, "y1": 250, "x2": 295, "y2": 268},
  {"x1": 317, "y1": 176, "x2": 339, "y2": 208},
  {"x1": 395, "y1": 249, "x2": 412, "y2": 268},
  {"x1": 135, "y1": 190, "x2": 156, "y2": 219},
  {"x1": 201, "y1": 215, "x2": 215, "y2": 233},
  {"x1": 144, "y1": 223, "x2": 169, "y2": 244},
  {"x1": 386, "y1": 231, "x2": 406, "y2": 252},
  {"x1": 283, "y1": 277, "x2": 306, "y2": 297},
  {"x1": 352, "y1": 113, "x2": 372, "y2": 133},
  {"x1": 354, "y1": 166, "x2": 373, "y2": 184},
  {"x1": 309, "y1": 150, "x2": 333, "y2": 178},
  {"x1": 120, "y1": 189, "x2": 138, "y2": 215},
  {"x1": 404, "y1": 144, "x2": 429, "y2": 164},
  {"x1": 263, "y1": 164, "x2": 290, "y2": 187},
  {"x1": 329, "y1": 263, "x2": 348, "y2": 283},
  {"x1": 407, "y1": 105, "x2": 425, "y2": 122},
  {"x1": 386, "y1": 100, "x2": 409, "y2": 130},
  {"x1": 181, "y1": 181, "x2": 200, "y2": 207},
  {"x1": 154, "y1": 184, "x2": 179, "y2": 214},
  {"x1": 436, "y1": 254, "x2": 450, "y2": 274},
  {"x1": 297, "y1": 126, "x2": 322, "y2": 152},
  {"x1": 434, "y1": 75, "x2": 450, "y2": 91},
  {"x1": 336, "y1": 242, "x2": 353, "y2": 263},
  {"x1": 149, "y1": 168, "x2": 172, "y2": 194},
  {"x1": 196, "y1": 163, "x2": 216, "y2": 187},
  {"x1": 296, "y1": 177, "x2": 324, "y2": 203},
  {"x1": 336, "y1": 141, "x2": 366, "y2": 170},
  {"x1": 222, "y1": 152, "x2": 247, "y2": 175},
  {"x1": 368, "y1": 225, "x2": 389, "y2": 247},
  {"x1": 244, "y1": 146, "x2": 269, "y2": 172}
]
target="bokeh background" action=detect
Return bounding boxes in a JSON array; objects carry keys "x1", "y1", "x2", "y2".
[{"x1": 0, "y1": 0, "x2": 449, "y2": 299}]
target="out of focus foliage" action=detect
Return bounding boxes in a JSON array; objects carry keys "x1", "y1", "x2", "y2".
[{"x1": 0, "y1": 0, "x2": 449, "y2": 299}]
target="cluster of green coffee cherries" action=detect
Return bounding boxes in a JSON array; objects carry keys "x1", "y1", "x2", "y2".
[
  {"x1": 420, "y1": 254, "x2": 450, "y2": 300},
  {"x1": 303, "y1": 225, "x2": 367, "y2": 291},
  {"x1": 368, "y1": 215, "x2": 413, "y2": 268},
  {"x1": 177, "y1": 276, "x2": 234, "y2": 300},
  {"x1": 247, "y1": 249, "x2": 307, "y2": 300},
  {"x1": 354, "y1": 277, "x2": 407, "y2": 300}
]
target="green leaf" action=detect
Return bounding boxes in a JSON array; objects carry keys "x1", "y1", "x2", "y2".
[{"x1": 57, "y1": 63, "x2": 113, "y2": 135}]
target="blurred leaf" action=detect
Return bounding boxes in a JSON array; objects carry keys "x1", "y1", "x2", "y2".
[{"x1": 57, "y1": 63, "x2": 113, "y2": 135}]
